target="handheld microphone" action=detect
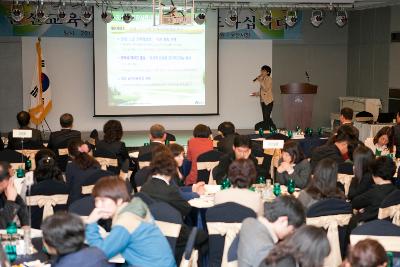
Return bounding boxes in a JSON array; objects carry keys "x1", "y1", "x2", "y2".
[{"x1": 305, "y1": 71, "x2": 310, "y2": 82}]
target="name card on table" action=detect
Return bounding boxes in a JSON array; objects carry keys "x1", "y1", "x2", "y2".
[
  {"x1": 263, "y1": 140, "x2": 284, "y2": 149},
  {"x1": 12, "y1": 129, "x2": 32, "y2": 138}
]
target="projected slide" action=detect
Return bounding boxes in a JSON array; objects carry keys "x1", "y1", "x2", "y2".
[
  {"x1": 107, "y1": 12, "x2": 205, "y2": 107},
  {"x1": 94, "y1": 9, "x2": 218, "y2": 116}
]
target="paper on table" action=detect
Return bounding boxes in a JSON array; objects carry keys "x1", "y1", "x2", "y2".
[{"x1": 0, "y1": 228, "x2": 42, "y2": 239}]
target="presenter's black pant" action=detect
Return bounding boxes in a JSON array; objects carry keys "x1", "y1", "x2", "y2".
[{"x1": 261, "y1": 101, "x2": 276, "y2": 129}]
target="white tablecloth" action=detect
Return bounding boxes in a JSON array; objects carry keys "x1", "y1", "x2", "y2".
[{"x1": 353, "y1": 122, "x2": 395, "y2": 142}]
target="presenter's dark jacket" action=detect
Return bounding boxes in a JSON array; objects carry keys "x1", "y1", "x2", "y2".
[
  {"x1": 140, "y1": 177, "x2": 191, "y2": 217},
  {"x1": 47, "y1": 129, "x2": 81, "y2": 150},
  {"x1": 7, "y1": 127, "x2": 44, "y2": 150},
  {"x1": 212, "y1": 152, "x2": 260, "y2": 185},
  {"x1": 352, "y1": 183, "x2": 397, "y2": 222},
  {"x1": 0, "y1": 193, "x2": 29, "y2": 228},
  {"x1": 94, "y1": 140, "x2": 129, "y2": 172}
]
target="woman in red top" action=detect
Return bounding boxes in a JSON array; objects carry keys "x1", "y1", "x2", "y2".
[{"x1": 185, "y1": 124, "x2": 213, "y2": 185}]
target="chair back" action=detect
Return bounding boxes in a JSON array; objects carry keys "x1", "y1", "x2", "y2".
[
  {"x1": 337, "y1": 173, "x2": 353, "y2": 197},
  {"x1": 378, "y1": 189, "x2": 400, "y2": 226},
  {"x1": 93, "y1": 146, "x2": 121, "y2": 174},
  {"x1": 149, "y1": 202, "x2": 183, "y2": 253},
  {"x1": 137, "y1": 151, "x2": 152, "y2": 170},
  {"x1": 26, "y1": 180, "x2": 69, "y2": 228},
  {"x1": 350, "y1": 219, "x2": 400, "y2": 254},
  {"x1": 134, "y1": 192, "x2": 156, "y2": 206},
  {"x1": 197, "y1": 150, "x2": 222, "y2": 184},
  {"x1": 179, "y1": 227, "x2": 198, "y2": 267},
  {"x1": 69, "y1": 196, "x2": 95, "y2": 217},
  {"x1": 55, "y1": 147, "x2": 70, "y2": 172},
  {"x1": 16, "y1": 149, "x2": 39, "y2": 170},
  {"x1": 206, "y1": 202, "x2": 256, "y2": 267},
  {"x1": 80, "y1": 169, "x2": 114, "y2": 196},
  {"x1": 306, "y1": 198, "x2": 352, "y2": 267},
  {"x1": 0, "y1": 150, "x2": 25, "y2": 163},
  {"x1": 134, "y1": 167, "x2": 152, "y2": 187}
]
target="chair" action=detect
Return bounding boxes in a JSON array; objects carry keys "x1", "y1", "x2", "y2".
[
  {"x1": 137, "y1": 152, "x2": 152, "y2": 170},
  {"x1": 15, "y1": 149, "x2": 39, "y2": 170},
  {"x1": 337, "y1": 173, "x2": 354, "y2": 197},
  {"x1": 197, "y1": 150, "x2": 222, "y2": 184},
  {"x1": 350, "y1": 220, "x2": 400, "y2": 258},
  {"x1": 55, "y1": 147, "x2": 70, "y2": 172},
  {"x1": 206, "y1": 202, "x2": 256, "y2": 267},
  {"x1": 68, "y1": 196, "x2": 95, "y2": 217},
  {"x1": 0, "y1": 149, "x2": 25, "y2": 164},
  {"x1": 179, "y1": 227, "x2": 198, "y2": 267},
  {"x1": 149, "y1": 202, "x2": 183, "y2": 253},
  {"x1": 80, "y1": 169, "x2": 113, "y2": 196},
  {"x1": 134, "y1": 167, "x2": 152, "y2": 187},
  {"x1": 134, "y1": 192, "x2": 156, "y2": 206},
  {"x1": 26, "y1": 180, "x2": 69, "y2": 228},
  {"x1": 93, "y1": 147, "x2": 121, "y2": 174},
  {"x1": 378, "y1": 189, "x2": 400, "y2": 226},
  {"x1": 306, "y1": 198, "x2": 352, "y2": 267}
]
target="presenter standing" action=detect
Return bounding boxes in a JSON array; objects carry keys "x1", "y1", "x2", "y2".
[{"x1": 250, "y1": 65, "x2": 276, "y2": 129}]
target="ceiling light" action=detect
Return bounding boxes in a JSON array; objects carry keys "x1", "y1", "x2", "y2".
[
  {"x1": 194, "y1": 12, "x2": 205, "y2": 25},
  {"x1": 57, "y1": 2, "x2": 69, "y2": 23},
  {"x1": 310, "y1": 10, "x2": 323, "y2": 27},
  {"x1": 336, "y1": 10, "x2": 347, "y2": 27},
  {"x1": 285, "y1": 9, "x2": 297, "y2": 27},
  {"x1": 260, "y1": 9, "x2": 272, "y2": 27},
  {"x1": 11, "y1": 1, "x2": 24, "y2": 22},
  {"x1": 225, "y1": 8, "x2": 237, "y2": 27},
  {"x1": 122, "y1": 12, "x2": 133, "y2": 23},
  {"x1": 101, "y1": 9, "x2": 114, "y2": 23},
  {"x1": 80, "y1": 1, "x2": 93, "y2": 25}
]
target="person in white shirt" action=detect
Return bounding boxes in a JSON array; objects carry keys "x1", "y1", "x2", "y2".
[{"x1": 364, "y1": 126, "x2": 394, "y2": 156}]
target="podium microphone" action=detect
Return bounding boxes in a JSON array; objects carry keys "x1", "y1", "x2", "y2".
[{"x1": 305, "y1": 71, "x2": 310, "y2": 83}]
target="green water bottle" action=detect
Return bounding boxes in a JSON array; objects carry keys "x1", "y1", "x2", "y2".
[
  {"x1": 287, "y1": 130, "x2": 293, "y2": 139},
  {"x1": 258, "y1": 128, "x2": 264, "y2": 136},
  {"x1": 317, "y1": 127, "x2": 323, "y2": 137},
  {"x1": 375, "y1": 149, "x2": 382, "y2": 156},
  {"x1": 256, "y1": 176, "x2": 266, "y2": 184},
  {"x1": 25, "y1": 158, "x2": 32, "y2": 171},
  {"x1": 387, "y1": 251, "x2": 393, "y2": 267},
  {"x1": 5, "y1": 222, "x2": 17, "y2": 262},
  {"x1": 16, "y1": 166, "x2": 25, "y2": 178},
  {"x1": 165, "y1": 139, "x2": 170, "y2": 145},
  {"x1": 221, "y1": 177, "x2": 231, "y2": 190},
  {"x1": 273, "y1": 183, "x2": 281, "y2": 196},
  {"x1": 287, "y1": 179, "x2": 295, "y2": 194}
]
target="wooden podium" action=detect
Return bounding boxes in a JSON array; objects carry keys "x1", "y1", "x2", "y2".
[{"x1": 280, "y1": 83, "x2": 318, "y2": 130}]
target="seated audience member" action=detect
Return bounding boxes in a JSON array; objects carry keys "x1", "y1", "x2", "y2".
[
  {"x1": 276, "y1": 141, "x2": 311, "y2": 189},
  {"x1": 214, "y1": 158, "x2": 262, "y2": 214},
  {"x1": 298, "y1": 158, "x2": 345, "y2": 210},
  {"x1": 135, "y1": 145, "x2": 204, "y2": 200},
  {"x1": 352, "y1": 156, "x2": 397, "y2": 223},
  {"x1": 333, "y1": 107, "x2": 359, "y2": 138},
  {"x1": 0, "y1": 138, "x2": 3, "y2": 151},
  {"x1": 311, "y1": 124, "x2": 359, "y2": 172},
  {"x1": 347, "y1": 146, "x2": 375, "y2": 200},
  {"x1": 260, "y1": 225, "x2": 330, "y2": 267},
  {"x1": 140, "y1": 148, "x2": 207, "y2": 261},
  {"x1": 0, "y1": 161, "x2": 29, "y2": 228},
  {"x1": 342, "y1": 239, "x2": 387, "y2": 267},
  {"x1": 21, "y1": 149, "x2": 67, "y2": 197},
  {"x1": 7, "y1": 111, "x2": 43, "y2": 150},
  {"x1": 213, "y1": 135, "x2": 260, "y2": 184},
  {"x1": 41, "y1": 213, "x2": 113, "y2": 267},
  {"x1": 94, "y1": 120, "x2": 129, "y2": 173},
  {"x1": 138, "y1": 124, "x2": 167, "y2": 160},
  {"x1": 185, "y1": 124, "x2": 213, "y2": 185},
  {"x1": 364, "y1": 126, "x2": 394, "y2": 156},
  {"x1": 215, "y1": 121, "x2": 237, "y2": 153},
  {"x1": 394, "y1": 110, "x2": 400, "y2": 158},
  {"x1": 66, "y1": 140, "x2": 103, "y2": 204},
  {"x1": 237, "y1": 195, "x2": 305, "y2": 267},
  {"x1": 85, "y1": 176, "x2": 176, "y2": 267},
  {"x1": 47, "y1": 113, "x2": 81, "y2": 151}
]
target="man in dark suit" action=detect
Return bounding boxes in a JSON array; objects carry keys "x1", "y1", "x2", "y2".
[
  {"x1": 138, "y1": 124, "x2": 166, "y2": 161},
  {"x1": 7, "y1": 111, "x2": 43, "y2": 150},
  {"x1": 47, "y1": 113, "x2": 81, "y2": 150}
]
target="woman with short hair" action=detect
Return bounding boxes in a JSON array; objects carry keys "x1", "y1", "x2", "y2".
[
  {"x1": 214, "y1": 158, "x2": 262, "y2": 214},
  {"x1": 276, "y1": 140, "x2": 311, "y2": 189}
]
